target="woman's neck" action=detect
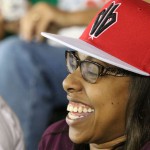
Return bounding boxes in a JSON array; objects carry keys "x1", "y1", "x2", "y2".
[{"x1": 90, "y1": 135, "x2": 126, "y2": 150}]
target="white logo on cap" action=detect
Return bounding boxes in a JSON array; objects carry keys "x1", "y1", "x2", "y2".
[{"x1": 89, "y1": 1, "x2": 121, "y2": 39}]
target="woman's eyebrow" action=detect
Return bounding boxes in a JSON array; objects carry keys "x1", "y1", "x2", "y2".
[
  {"x1": 77, "y1": 52, "x2": 110, "y2": 67},
  {"x1": 86, "y1": 56, "x2": 117, "y2": 67}
]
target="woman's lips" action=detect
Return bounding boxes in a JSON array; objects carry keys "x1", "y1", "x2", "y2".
[{"x1": 66, "y1": 101, "x2": 94, "y2": 120}]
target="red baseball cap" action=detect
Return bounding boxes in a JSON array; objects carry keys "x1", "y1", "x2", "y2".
[{"x1": 41, "y1": 0, "x2": 150, "y2": 76}]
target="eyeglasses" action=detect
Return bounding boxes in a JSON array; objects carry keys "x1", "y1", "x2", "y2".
[{"x1": 65, "y1": 51, "x2": 132, "y2": 84}]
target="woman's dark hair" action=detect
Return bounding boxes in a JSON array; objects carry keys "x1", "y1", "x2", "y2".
[{"x1": 125, "y1": 75, "x2": 150, "y2": 150}]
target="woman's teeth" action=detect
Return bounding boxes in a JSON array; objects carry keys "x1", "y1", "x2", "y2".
[
  {"x1": 67, "y1": 102, "x2": 94, "y2": 120},
  {"x1": 67, "y1": 104, "x2": 94, "y2": 113}
]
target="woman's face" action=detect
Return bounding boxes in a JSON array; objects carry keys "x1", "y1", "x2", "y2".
[{"x1": 63, "y1": 52, "x2": 131, "y2": 144}]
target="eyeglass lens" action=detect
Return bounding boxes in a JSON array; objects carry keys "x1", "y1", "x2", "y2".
[
  {"x1": 66, "y1": 51, "x2": 78, "y2": 73},
  {"x1": 66, "y1": 51, "x2": 100, "y2": 83}
]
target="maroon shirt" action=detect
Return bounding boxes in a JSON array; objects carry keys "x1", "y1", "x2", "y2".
[
  {"x1": 142, "y1": 142, "x2": 150, "y2": 150},
  {"x1": 38, "y1": 119, "x2": 150, "y2": 150},
  {"x1": 38, "y1": 120, "x2": 74, "y2": 150}
]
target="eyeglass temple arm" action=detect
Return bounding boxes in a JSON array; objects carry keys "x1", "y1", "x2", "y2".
[{"x1": 102, "y1": 67, "x2": 131, "y2": 76}]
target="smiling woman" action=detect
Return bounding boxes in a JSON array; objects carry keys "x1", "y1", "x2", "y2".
[
  {"x1": 64, "y1": 51, "x2": 131, "y2": 146},
  {"x1": 39, "y1": 0, "x2": 150, "y2": 150}
]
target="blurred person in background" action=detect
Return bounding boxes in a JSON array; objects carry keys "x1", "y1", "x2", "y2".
[
  {"x1": 0, "y1": 0, "x2": 109, "y2": 149},
  {"x1": 0, "y1": 96, "x2": 25, "y2": 150}
]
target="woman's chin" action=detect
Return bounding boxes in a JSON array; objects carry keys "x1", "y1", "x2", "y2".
[{"x1": 68, "y1": 129, "x2": 88, "y2": 144}]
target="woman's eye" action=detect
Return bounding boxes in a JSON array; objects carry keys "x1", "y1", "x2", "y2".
[
  {"x1": 88, "y1": 65, "x2": 98, "y2": 73},
  {"x1": 87, "y1": 70, "x2": 97, "y2": 76}
]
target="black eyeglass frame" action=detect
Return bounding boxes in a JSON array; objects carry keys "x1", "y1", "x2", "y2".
[{"x1": 65, "y1": 50, "x2": 133, "y2": 83}]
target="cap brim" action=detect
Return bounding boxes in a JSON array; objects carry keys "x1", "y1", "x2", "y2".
[{"x1": 41, "y1": 32, "x2": 149, "y2": 76}]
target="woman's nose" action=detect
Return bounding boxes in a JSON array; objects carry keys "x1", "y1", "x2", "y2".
[{"x1": 62, "y1": 70, "x2": 83, "y2": 93}]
